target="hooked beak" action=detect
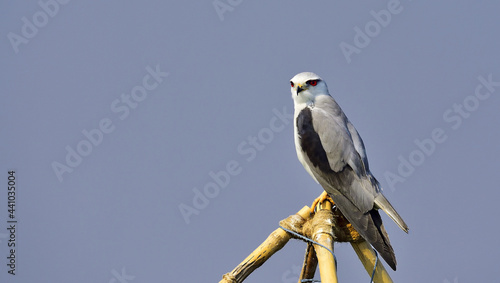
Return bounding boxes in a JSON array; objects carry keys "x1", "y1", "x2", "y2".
[{"x1": 296, "y1": 85, "x2": 304, "y2": 94}]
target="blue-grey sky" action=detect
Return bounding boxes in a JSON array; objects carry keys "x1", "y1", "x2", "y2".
[{"x1": 2, "y1": 1, "x2": 499, "y2": 282}]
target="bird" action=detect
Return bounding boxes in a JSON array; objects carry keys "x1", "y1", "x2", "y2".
[{"x1": 290, "y1": 72, "x2": 408, "y2": 271}]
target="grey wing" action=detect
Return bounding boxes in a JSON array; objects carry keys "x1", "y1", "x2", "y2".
[
  {"x1": 312, "y1": 97, "x2": 365, "y2": 175},
  {"x1": 311, "y1": 96, "x2": 375, "y2": 212},
  {"x1": 347, "y1": 120, "x2": 382, "y2": 194},
  {"x1": 347, "y1": 121, "x2": 370, "y2": 173}
]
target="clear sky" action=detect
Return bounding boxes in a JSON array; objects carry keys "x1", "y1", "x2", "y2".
[{"x1": 1, "y1": 1, "x2": 499, "y2": 282}]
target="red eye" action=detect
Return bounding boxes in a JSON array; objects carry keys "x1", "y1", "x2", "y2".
[
  {"x1": 290, "y1": 81, "x2": 294, "y2": 87},
  {"x1": 307, "y1": 80, "x2": 318, "y2": 86}
]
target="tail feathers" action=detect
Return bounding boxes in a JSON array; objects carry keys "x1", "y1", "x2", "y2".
[
  {"x1": 374, "y1": 194, "x2": 409, "y2": 233},
  {"x1": 369, "y1": 209, "x2": 397, "y2": 271},
  {"x1": 329, "y1": 193, "x2": 397, "y2": 270}
]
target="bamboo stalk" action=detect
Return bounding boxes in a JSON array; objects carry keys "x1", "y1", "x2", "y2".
[
  {"x1": 350, "y1": 240, "x2": 393, "y2": 283},
  {"x1": 219, "y1": 206, "x2": 312, "y2": 283},
  {"x1": 220, "y1": 194, "x2": 398, "y2": 283},
  {"x1": 298, "y1": 243, "x2": 318, "y2": 282},
  {"x1": 311, "y1": 201, "x2": 338, "y2": 283}
]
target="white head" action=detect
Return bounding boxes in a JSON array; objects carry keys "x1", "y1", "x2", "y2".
[{"x1": 290, "y1": 72, "x2": 330, "y2": 105}]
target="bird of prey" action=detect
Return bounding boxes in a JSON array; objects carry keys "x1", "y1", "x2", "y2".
[{"x1": 290, "y1": 72, "x2": 408, "y2": 270}]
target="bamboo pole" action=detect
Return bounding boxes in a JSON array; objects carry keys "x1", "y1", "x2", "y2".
[
  {"x1": 298, "y1": 243, "x2": 318, "y2": 282},
  {"x1": 350, "y1": 240, "x2": 393, "y2": 283},
  {"x1": 219, "y1": 206, "x2": 312, "y2": 283},
  {"x1": 220, "y1": 193, "x2": 398, "y2": 282},
  {"x1": 311, "y1": 201, "x2": 338, "y2": 283}
]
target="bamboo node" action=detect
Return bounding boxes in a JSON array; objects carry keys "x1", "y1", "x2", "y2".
[
  {"x1": 221, "y1": 273, "x2": 237, "y2": 283},
  {"x1": 303, "y1": 208, "x2": 334, "y2": 240},
  {"x1": 279, "y1": 213, "x2": 308, "y2": 236}
]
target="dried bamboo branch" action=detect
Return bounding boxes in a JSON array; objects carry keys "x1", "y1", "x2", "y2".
[
  {"x1": 219, "y1": 206, "x2": 312, "y2": 283},
  {"x1": 310, "y1": 201, "x2": 338, "y2": 283},
  {"x1": 350, "y1": 240, "x2": 393, "y2": 283},
  {"x1": 298, "y1": 243, "x2": 318, "y2": 282},
  {"x1": 220, "y1": 194, "x2": 396, "y2": 283}
]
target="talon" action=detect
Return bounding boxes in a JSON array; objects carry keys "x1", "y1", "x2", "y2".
[{"x1": 310, "y1": 191, "x2": 334, "y2": 213}]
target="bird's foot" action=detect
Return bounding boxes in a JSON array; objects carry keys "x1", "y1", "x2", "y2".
[{"x1": 310, "y1": 191, "x2": 335, "y2": 214}]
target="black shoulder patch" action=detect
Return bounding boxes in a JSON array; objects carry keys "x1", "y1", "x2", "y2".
[{"x1": 296, "y1": 107, "x2": 332, "y2": 173}]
